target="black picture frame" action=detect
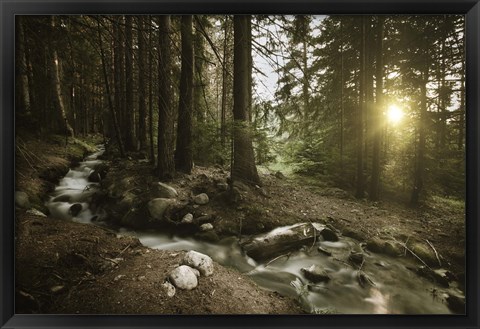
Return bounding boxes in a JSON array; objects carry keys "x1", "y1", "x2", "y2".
[{"x1": 1, "y1": 0, "x2": 479, "y2": 328}]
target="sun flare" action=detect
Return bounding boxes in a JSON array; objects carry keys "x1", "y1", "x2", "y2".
[{"x1": 387, "y1": 105, "x2": 404, "y2": 124}]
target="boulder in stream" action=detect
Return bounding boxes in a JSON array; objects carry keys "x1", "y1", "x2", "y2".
[
  {"x1": 446, "y1": 294, "x2": 465, "y2": 314},
  {"x1": 320, "y1": 228, "x2": 339, "y2": 242},
  {"x1": 301, "y1": 265, "x2": 330, "y2": 283},
  {"x1": 240, "y1": 223, "x2": 325, "y2": 261},
  {"x1": 183, "y1": 250, "x2": 214, "y2": 276},
  {"x1": 168, "y1": 265, "x2": 198, "y2": 290},
  {"x1": 200, "y1": 223, "x2": 214, "y2": 232},
  {"x1": 69, "y1": 203, "x2": 83, "y2": 217}
]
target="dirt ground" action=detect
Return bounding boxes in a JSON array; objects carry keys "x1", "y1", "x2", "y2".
[{"x1": 14, "y1": 134, "x2": 465, "y2": 314}]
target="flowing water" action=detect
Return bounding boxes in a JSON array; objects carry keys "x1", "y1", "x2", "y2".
[{"x1": 46, "y1": 146, "x2": 462, "y2": 314}]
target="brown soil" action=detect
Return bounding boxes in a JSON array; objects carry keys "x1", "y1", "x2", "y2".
[
  {"x1": 14, "y1": 134, "x2": 465, "y2": 314},
  {"x1": 15, "y1": 213, "x2": 301, "y2": 314}
]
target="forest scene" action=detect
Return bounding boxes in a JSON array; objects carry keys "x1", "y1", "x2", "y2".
[{"x1": 14, "y1": 14, "x2": 466, "y2": 315}]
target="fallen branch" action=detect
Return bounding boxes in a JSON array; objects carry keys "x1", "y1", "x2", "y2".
[
  {"x1": 265, "y1": 253, "x2": 291, "y2": 268},
  {"x1": 425, "y1": 239, "x2": 442, "y2": 267}
]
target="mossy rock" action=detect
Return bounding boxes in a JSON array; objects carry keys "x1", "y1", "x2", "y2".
[
  {"x1": 383, "y1": 241, "x2": 403, "y2": 257},
  {"x1": 366, "y1": 237, "x2": 385, "y2": 253},
  {"x1": 409, "y1": 242, "x2": 438, "y2": 266}
]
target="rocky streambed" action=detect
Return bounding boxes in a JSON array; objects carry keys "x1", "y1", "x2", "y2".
[{"x1": 39, "y1": 145, "x2": 465, "y2": 314}]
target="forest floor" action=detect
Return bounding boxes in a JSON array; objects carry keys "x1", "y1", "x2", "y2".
[{"x1": 14, "y1": 133, "x2": 465, "y2": 314}]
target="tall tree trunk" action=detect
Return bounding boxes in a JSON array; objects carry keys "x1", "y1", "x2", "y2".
[
  {"x1": 355, "y1": 16, "x2": 366, "y2": 199},
  {"x1": 97, "y1": 19, "x2": 125, "y2": 157},
  {"x1": 370, "y1": 16, "x2": 384, "y2": 201},
  {"x1": 411, "y1": 57, "x2": 429, "y2": 207},
  {"x1": 339, "y1": 19, "x2": 344, "y2": 171},
  {"x1": 137, "y1": 16, "x2": 147, "y2": 152},
  {"x1": 458, "y1": 49, "x2": 465, "y2": 150},
  {"x1": 16, "y1": 16, "x2": 31, "y2": 114},
  {"x1": 125, "y1": 15, "x2": 136, "y2": 150},
  {"x1": 232, "y1": 15, "x2": 260, "y2": 185},
  {"x1": 50, "y1": 17, "x2": 74, "y2": 138},
  {"x1": 113, "y1": 17, "x2": 125, "y2": 142},
  {"x1": 157, "y1": 16, "x2": 175, "y2": 180},
  {"x1": 175, "y1": 15, "x2": 194, "y2": 173},
  {"x1": 220, "y1": 18, "x2": 231, "y2": 152},
  {"x1": 148, "y1": 16, "x2": 156, "y2": 163}
]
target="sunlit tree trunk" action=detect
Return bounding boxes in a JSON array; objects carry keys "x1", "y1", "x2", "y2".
[
  {"x1": 370, "y1": 16, "x2": 384, "y2": 201},
  {"x1": 148, "y1": 16, "x2": 156, "y2": 163}
]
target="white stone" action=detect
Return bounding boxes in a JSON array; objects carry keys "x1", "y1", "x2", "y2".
[
  {"x1": 183, "y1": 250, "x2": 214, "y2": 277},
  {"x1": 26, "y1": 208, "x2": 47, "y2": 217},
  {"x1": 162, "y1": 281, "x2": 176, "y2": 297},
  {"x1": 181, "y1": 213, "x2": 194, "y2": 224},
  {"x1": 200, "y1": 223, "x2": 213, "y2": 232},
  {"x1": 193, "y1": 193, "x2": 209, "y2": 205},
  {"x1": 168, "y1": 265, "x2": 198, "y2": 290}
]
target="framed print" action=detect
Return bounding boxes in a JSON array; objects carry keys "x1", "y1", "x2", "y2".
[{"x1": 1, "y1": 0, "x2": 479, "y2": 328}]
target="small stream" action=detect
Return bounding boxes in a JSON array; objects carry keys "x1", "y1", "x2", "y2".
[{"x1": 46, "y1": 146, "x2": 462, "y2": 314}]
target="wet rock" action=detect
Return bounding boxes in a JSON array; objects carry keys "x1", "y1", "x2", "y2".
[
  {"x1": 162, "y1": 281, "x2": 176, "y2": 297},
  {"x1": 320, "y1": 228, "x2": 339, "y2": 242},
  {"x1": 200, "y1": 223, "x2": 214, "y2": 232},
  {"x1": 147, "y1": 198, "x2": 176, "y2": 220},
  {"x1": 88, "y1": 164, "x2": 108, "y2": 182},
  {"x1": 446, "y1": 294, "x2": 465, "y2": 314},
  {"x1": 26, "y1": 208, "x2": 47, "y2": 217},
  {"x1": 154, "y1": 182, "x2": 178, "y2": 199},
  {"x1": 241, "y1": 223, "x2": 324, "y2": 261},
  {"x1": 169, "y1": 265, "x2": 198, "y2": 290},
  {"x1": 15, "y1": 191, "x2": 30, "y2": 209},
  {"x1": 183, "y1": 250, "x2": 214, "y2": 276},
  {"x1": 194, "y1": 230, "x2": 220, "y2": 243},
  {"x1": 301, "y1": 265, "x2": 330, "y2": 283},
  {"x1": 181, "y1": 213, "x2": 194, "y2": 224},
  {"x1": 193, "y1": 193, "x2": 209, "y2": 205},
  {"x1": 342, "y1": 228, "x2": 365, "y2": 241},
  {"x1": 318, "y1": 247, "x2": 332, "y2": 256},
  {"x1": 69, "y1": 203, "x2": 83, "y2": 216},
  {"x1": 348, "y1": 251, "x2": 364, "y2": 265}
]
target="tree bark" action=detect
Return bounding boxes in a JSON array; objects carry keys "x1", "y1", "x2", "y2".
[
  {"x1": 125, "y1": 15, "x2": 136, "y2": 150},
  {"x1": 97, "y1": 19, "x2": 125, "y2": 157},
  {"x1": 175, "y1": 15, "x2": 195, "y2": 174},
  {"x1": 50, "y1": 17, "x2": 74, "y2": 138},
  {"x1": 232, "y1": 15, "x2": 260, "y2": 185},
  {"x1": 157, "y1": 16, "x2": 175, "y2": 180},
  {"x1": 137, "y1": 16, "x2": 147, "y2": 152}
]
